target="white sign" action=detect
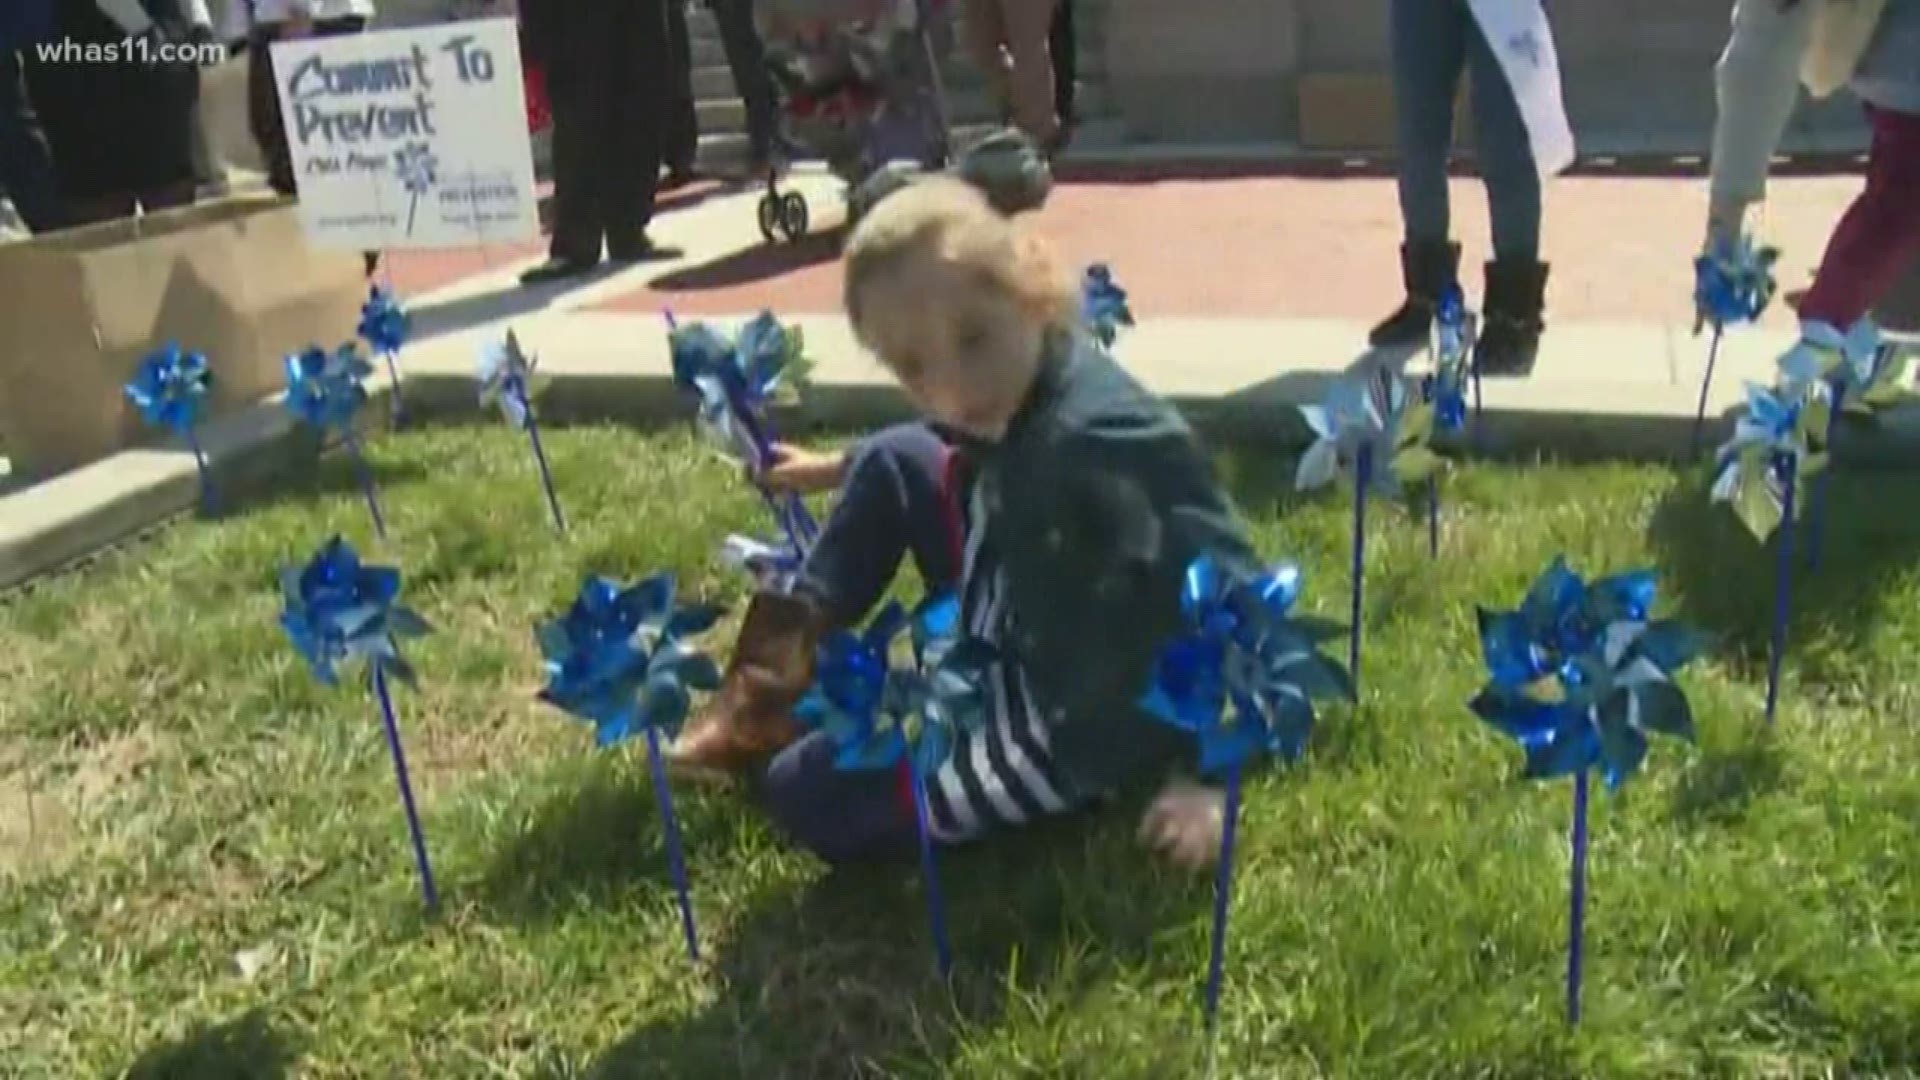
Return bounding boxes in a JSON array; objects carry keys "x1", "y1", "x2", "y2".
[
  {"x1": 271, "y1": 19, "x2": 537, "y2": 250},
  {"x1": 1465, "y1": 0, "x2": 1576, "y2": 180}
]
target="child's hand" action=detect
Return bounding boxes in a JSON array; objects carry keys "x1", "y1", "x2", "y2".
[
  {"x1": 1138, "y1": 777, "x2": 1225, "y2": 871},
  {"x1": 762, "y1": 443, "x2": 845, "y2": 494}
]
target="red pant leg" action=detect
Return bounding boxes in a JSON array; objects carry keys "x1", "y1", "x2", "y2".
[{"x1": 1799, "y1": 105, "x2": 1920, "y2": 328}]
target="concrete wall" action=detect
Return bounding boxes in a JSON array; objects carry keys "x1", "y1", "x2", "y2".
[{"x1": 1104, "y1": 0, "x2": 1869, "y2": 152}]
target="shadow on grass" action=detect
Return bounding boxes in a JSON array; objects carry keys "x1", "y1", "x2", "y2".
[
  {"x1": 478, "y1": 766, "x2": 746, "y2": 925},
  {"x1": 566, "y1": 816, "x2": 1201, "y2": 1078},
  {"x1": 1646, "y1": 469, "x2": 1920, "y2": 667},
  {"x1": 1670, "y1": 734, "x2": 1789, "y2": 828},
  {"x1": 218, "y1": 429, "x2": 436, "y2": 523},
  {"x1": 124, "y1": 1010, "x2": 296, "y2": 1080}
]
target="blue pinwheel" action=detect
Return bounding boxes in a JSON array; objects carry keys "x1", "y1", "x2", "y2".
[
  {"x1": 1420, "y1": 284, "x2": 1479, "y2": 558},
  {"x1": 1471, "y1": 557, "x2": 1703, "y2": 1024},
  {"x1": 125, "y1": 342, "x2": 217, "y2": 513},
  {"x1": 1140, "y1": 555, "x2": 1351, "y2": 1030},
  {"x1": 279, "y1": 536, "x2": 438, "y2": 908},
  {"x1": 796, "y1": 594, "x2": 996, "y2": 976},
  {"x1": 477, "y1": 330, "x2": 565, "y2": 532},
  {"x1": 1081, "y1": 263, "x2": 1135, "y2": 347},
  {"x1": 666, "y1": 310, "x2": 818, "y2": 572},
  {"x1": 357, "y1": 284, "x2": 411, "y2": 427},
  {"x1": 1780, "y1": 319, "x2": 1912, "y2": 571},
  {"x1": 1690, "y1": 234, "x2": 1780, "y2": 454},
  {"x1": 537, "y1": 573, "x2": 723, "y2": 959},
  {"x1": 1711, "y1": 377, "x2": 1830, "y2": 724},
  {"x1": 394, "y1": 142, "x2": 438, "y2": 235},
  {"x1": 1296, "y1": 362, "x2": 1439, "y2": 686},
  {"x1": 285, "y1": 342, "x2": 388, "y2": 538}
]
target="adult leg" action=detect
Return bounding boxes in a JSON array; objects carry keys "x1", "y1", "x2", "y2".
[
  {"x1": 602, "y1": 0, "x2": 670, "y2": 261},
  {"x1": 670, "y1": 423, "x2": 961, "y2": 777},
  {"x1": 522, "y1": 15, "x2": 608, "y2": 280},
  {"x1": 246, "y1": 26, "x2": 296, "y2": 195},
  {"x1": 711, "y1": 0, "x2": 778, "y2": 164},
  {"x1": 1371, "y1": 0, "x2": 1469, "y2": 350},
  {"x1": 1000, "y1": 0, "x2": 1059, "y2": 144},
  {"x1": 1464, "y1": 9, "x2": 1548, "y2": 377},
  {"x1": 758, "y1": 731, "x2": 917, "y2": 864},
  {"x1": 0, "y1": 49, "x2": 64, "y2": 232},
  {"x1": 1798, "y1": 106, "x2": 1920, "y2": 330},
  {"x1": 662, "y1": 0, "x2": 698, "y2": 180},
  {"x1": 1049, "y1": 0, "x2": 1077, "y2": 131},
  {"x1": 961, "y1": 0, "x2": 1012, "y2": 123}
]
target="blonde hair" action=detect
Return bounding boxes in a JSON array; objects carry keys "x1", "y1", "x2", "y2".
[{"x1": 842, "y1": 177, "x2": 1077, "y2": 338}]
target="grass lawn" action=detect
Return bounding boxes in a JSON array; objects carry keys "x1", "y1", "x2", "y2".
[{"x1": 4, "y1": 424, "x2": 1920, "y2": 1078}]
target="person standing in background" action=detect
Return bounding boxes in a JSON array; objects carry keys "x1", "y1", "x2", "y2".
[
  {"x1": 709, "y1": 0, "x2": 779, "y2": 175},
  {"x1": 519, "y1": 0, "x2": 678, "y2": 284},
  {"x1": 25, "y1": 0, "x2": 219, "y2": 226},
  {"x1": 1369, "y1": 0, "x2": 1571, "y2": 377},
  {"x1": 662, "y1": 0, "x2": 698, "y2": 189},
  {"x1": 1048, "y1": 0, "x2": 1074, "y2": 151},
  {"x1": 0, "y1": 0, "x2": 64, "y2": 233},
  {"x1": 221, "y1": 0, "x2": 375, "y2": 198},
  {"x1": 961, "y1": 0, "x2": 1059, "y2": 148}
]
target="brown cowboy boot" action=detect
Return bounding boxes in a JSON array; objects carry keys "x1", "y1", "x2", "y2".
[{"x1": 666, "y1": 591, "x2": 826, "y2": 779}]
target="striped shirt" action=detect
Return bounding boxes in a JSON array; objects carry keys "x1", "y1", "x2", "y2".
[{"x1": 923, "y1": 478, "x2": 1081, "y2": 842}]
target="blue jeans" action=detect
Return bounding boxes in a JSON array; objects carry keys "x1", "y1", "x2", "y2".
[
  {"x1": 760, "y1": 423, "x2": 959, "y2": 863},
  {"x1": 1389, "y1": 0, "x2": 1541, "y2": 261},
  {"x1": 0, "y1": 49, "x2": 61, "y2": 233}
]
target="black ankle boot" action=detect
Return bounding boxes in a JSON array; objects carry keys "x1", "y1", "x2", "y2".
[
  {"x1": 1475, "y1": 259, "x2": 1550, "y2": 377},
  {"x1": 1370, "y1": 241, "x2": 1463, "y2": 349}
]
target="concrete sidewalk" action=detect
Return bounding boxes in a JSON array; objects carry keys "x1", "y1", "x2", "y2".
[{"x1": 5, "y1": 169, "x2": 1915, "y2": 592}]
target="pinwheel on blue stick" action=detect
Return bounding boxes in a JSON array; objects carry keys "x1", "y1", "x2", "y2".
[
  {"x1": 536, "y1": 573, "x2": 723, "y2": 960},
  {"x1": 125, "y1": 342, "x2": 218, "y2": 514},
  {"x1": 285, "y1": 342, "x2": 388, "y2": 539},
  {"x1": 279, "y1": 536, "x2": 438, "y2": 908},
  {"x1": 1081, "y1": 263, "x2": 1135, "y2": 347},
  {"x1": 1778, "y1": 319, "x2": 1913, "y2": 572},
  {"x1": 1471, "y1": 557, "x2": 1704, "y2": 1024},
  {"x1": 1296, "y1": 362, "x2": 1439, "y2": 687},
  {"x1": 477, "y1": 330, "x2": 566, "y2": 532},
  {"x1": 1691, "y1": 234, "x2": 1780, "y2": 454},
  {"x1": 358, "y1": 284, "x2": 411, "y2": 427},
  {"x1": 1420, "y1": 284, "x2": 1479, "y2": 558},
  {"x1": 1710, "y1": 376, "x2": 1830, "y2": 724},
  {"x1": 795, "y1": 593, "x2": 997, "y2": 977},
  {"x1": 666, "y1": 310, "x2": 819, "y2": 577},
  {"x1": 1140, "y1": 556, "x2": 1351, "y2": 1032}
]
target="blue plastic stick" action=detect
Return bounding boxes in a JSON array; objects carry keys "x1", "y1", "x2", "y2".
[
  {"x1": 1349, "y1": 444, "x2": 1372, "y2": 688},
  {"x1": 1765, "y1": 453, "x2": 1798, "y2": 725},
  {"x1": 1427, "y1": 475, "x2": 1440, "y2": 560},
  {"x1": 185, "y1": 429, "x2": 217, "y2": 515},
  {"x1": 1203, "y1": 766, "x2": 1243, "y2": 1029},
  {"x1": 523, "y1": 404, "x2": 567, "y2": 533},
  {"x1": 373, "y1": 666, "x2": 438, "y2": 911},
  {"x1": 346, "y1": 431, "x2": 387, "y2": 540},
  {"x1": 908, "y1": 756, "x2": 953, "y2": 977},
  {"x1": 1567, "y1": 768, "x2": 1590, "y2": 1025},
  {"x1": 645, "y1": 726, "x2": 699, "y2": 961},
  {"x1": 1690, "y1": 328, "x2": 1724, "y2": 457}
]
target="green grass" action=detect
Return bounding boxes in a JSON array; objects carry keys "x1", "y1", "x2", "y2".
[{"x1": 4, "y1": 425, "x2": 1920, "y2": 1078}]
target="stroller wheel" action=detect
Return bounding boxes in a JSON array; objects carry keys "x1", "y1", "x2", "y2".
[
  {"x1": 756, "y1": 194, "x2": 781, "y2": 243},
  {"x1": 778, "y1": 192, "x2": 810, "y2": 242}
]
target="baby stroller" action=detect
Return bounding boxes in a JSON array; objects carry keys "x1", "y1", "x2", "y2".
[{"x1": 752, "y1": 0, "x2": 954, "y2": 242}]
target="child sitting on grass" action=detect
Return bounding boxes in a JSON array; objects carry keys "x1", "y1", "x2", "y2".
[{"x1": 665, "y1": 177, "x2": 1250, "y2": 870}]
